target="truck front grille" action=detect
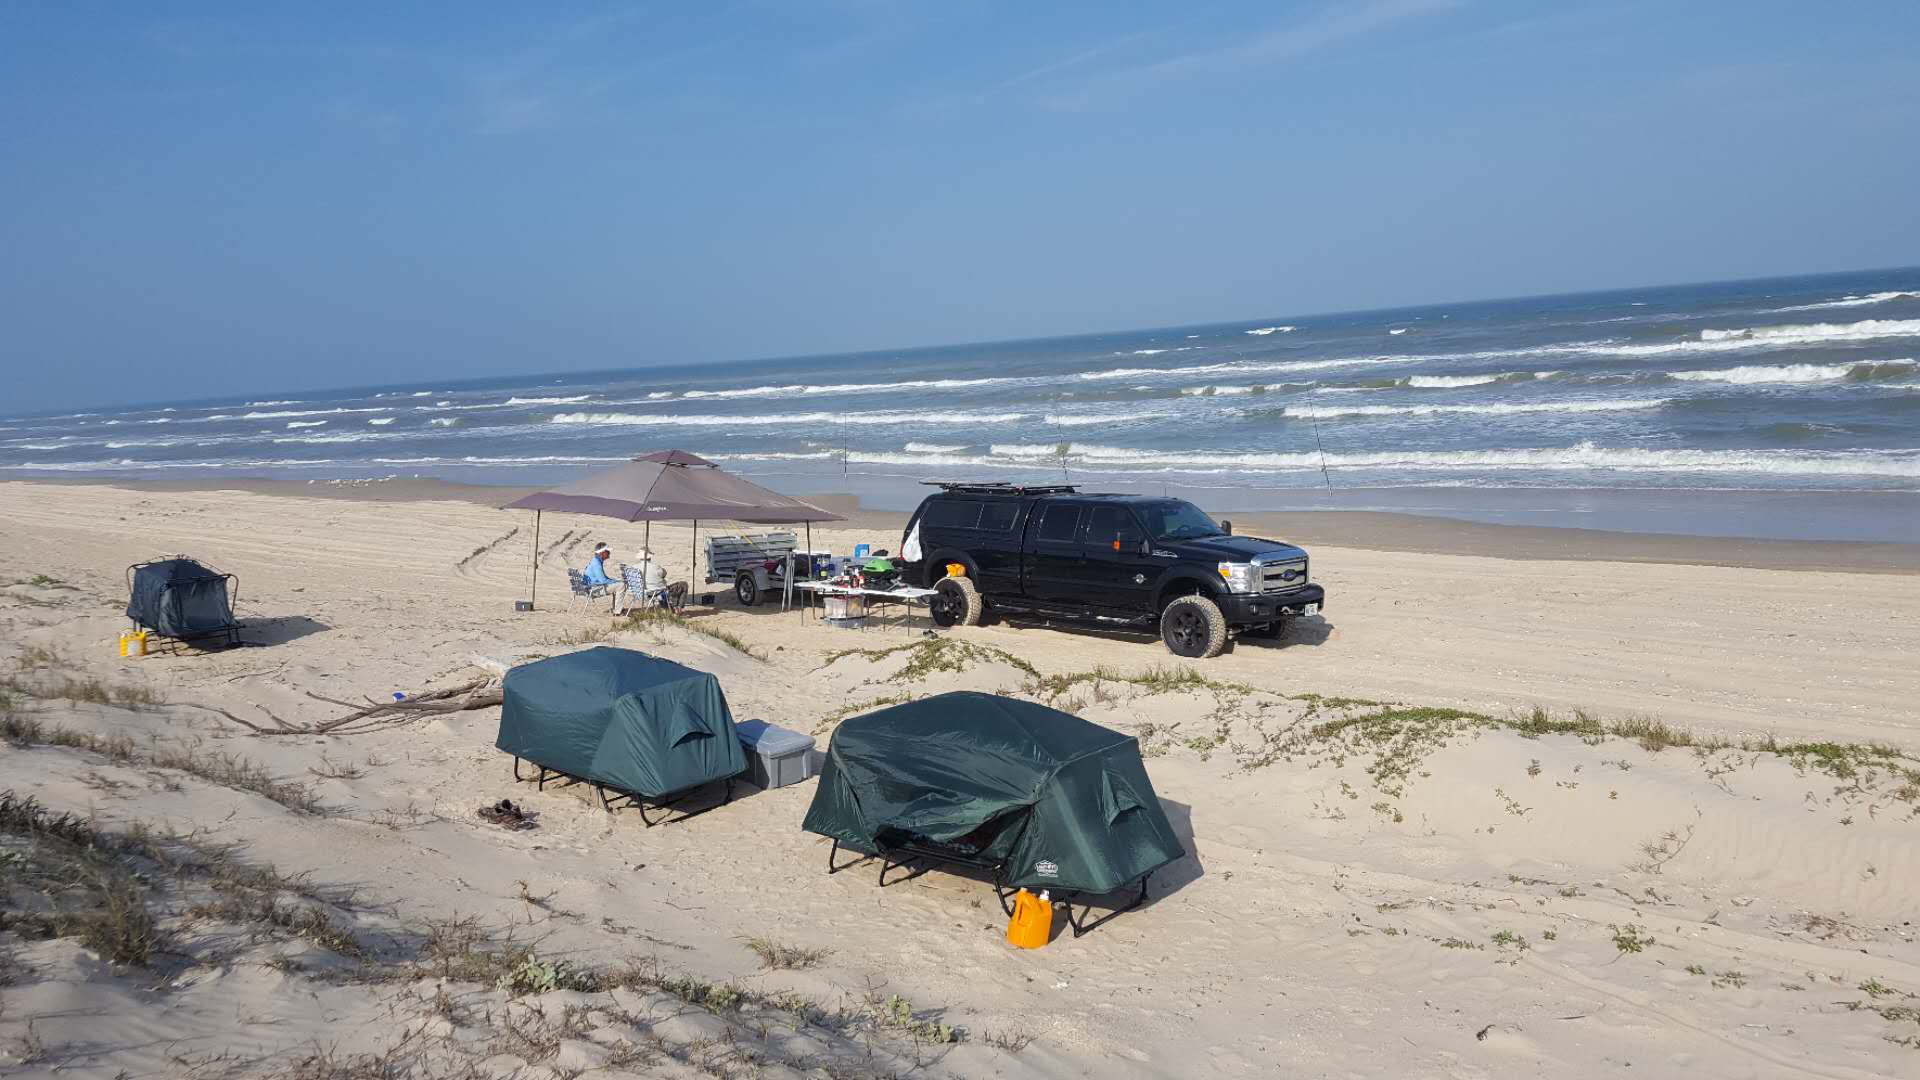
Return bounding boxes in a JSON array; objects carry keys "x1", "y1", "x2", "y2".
[{"x1": 1259, "y1": 558, "x2": 1309, "y2": 593}]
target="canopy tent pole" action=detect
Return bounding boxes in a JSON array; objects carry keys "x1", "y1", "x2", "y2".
[
  {"x1": 643, "y1": 519, "x2": 652, "y2": 607},
  {"x1": 528, "y1": 509, "x2": 542, "y2": 609},
  {"x1": 691, "y1": 519, "x2": 699, "y2": 603}
]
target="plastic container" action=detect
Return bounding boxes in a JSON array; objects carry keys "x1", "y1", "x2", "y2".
[
  {"x1": 734, "y1": 720, "x2": 819, "y2": 789},
  {"x1": 1006, "y1": 888, "x2": 1052, "y2": 948},
  {"x1": 824, "y1": 594, "x2": 867, "y2": 620}
]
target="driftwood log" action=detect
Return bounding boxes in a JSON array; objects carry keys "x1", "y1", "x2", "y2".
[{"x1": 203, "y1": 675, "x2": 502, "y2": 736}]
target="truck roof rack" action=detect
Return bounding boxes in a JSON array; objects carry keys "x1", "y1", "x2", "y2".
[{"x1": 921, "y1": 481, "x2": 1079, "y2": 496}]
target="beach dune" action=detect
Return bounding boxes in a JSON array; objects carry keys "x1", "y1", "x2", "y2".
[{"x1": 2, "y1": 479, "x2": 1918, "y2": 1078}]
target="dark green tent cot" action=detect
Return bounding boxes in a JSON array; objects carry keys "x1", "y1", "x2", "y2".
[
  {"x1": 125, "y1": 557, "x2": 240, "y2": 647},
  {"x1": 802, "y1": 692, "x2": 1184, "y2": 935},
  {"x1": 497, "y1": 647, "x2": 747, "y2": 825}
]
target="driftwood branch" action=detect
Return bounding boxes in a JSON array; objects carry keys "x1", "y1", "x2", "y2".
[{"x1": 196, "y1": 675, "x2": 501, "y2": 736}]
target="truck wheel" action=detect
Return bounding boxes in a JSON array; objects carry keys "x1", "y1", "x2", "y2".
[
  {"x1": 1161, "y1": 594, "x2": 1228, "y2": 658},
  {"x1": 930, "y1": 575, "x2": 983, "y2": 628},
  {"x1": 734, "y1": 572, "x2": 760, "y2": 606}
]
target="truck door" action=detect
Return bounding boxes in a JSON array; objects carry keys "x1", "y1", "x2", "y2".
[
  {"x1": 1079, "y1": 504, "x2": 1155, "y2": 613},
  {"x1": 1023, "y1": 502, "x2": 1086, "y2": 605}
]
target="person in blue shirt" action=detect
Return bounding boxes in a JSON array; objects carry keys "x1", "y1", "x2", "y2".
[{"x1": 582, "y1": 543, "x2": 618, "y2": 606}]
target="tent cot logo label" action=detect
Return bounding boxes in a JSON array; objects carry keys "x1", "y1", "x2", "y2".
[{"x1": 1033, "y1": 859, "x2": 1059, "y2": 878}]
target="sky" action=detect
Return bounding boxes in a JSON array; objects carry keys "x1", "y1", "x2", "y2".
[{"x1": 2, "y1": 1, "x2": 1917, "y2": 413}]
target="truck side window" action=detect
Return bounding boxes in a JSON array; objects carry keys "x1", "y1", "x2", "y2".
[
  {"x1": 1085, "y1": 506, "x2": 1144, "y2": 548},
  {"x1": 1035, "y1": 504, "x2": 1083, "y2": 542},
  {"x1": 977, "y1": 502, "x2": 1019, "y2": 531},
  {"x1": 924, "y1": 499, "x2": 983, "y2": 529}
]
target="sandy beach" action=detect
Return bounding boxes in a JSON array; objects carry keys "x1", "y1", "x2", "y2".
[{"x1": 4, "y1": 478, "x2": 1920, "y2": 1078}]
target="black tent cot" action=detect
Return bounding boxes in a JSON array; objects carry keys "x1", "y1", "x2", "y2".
[
  {"x1": 125, "y1": 556, "x2": 241, "y2": 648},
  {"x1": 496, "y1": 647, "x2": 748, "y2": 825},
  {"x1": 801, "y1": 691, "x2": 1185, "y2": 935}
]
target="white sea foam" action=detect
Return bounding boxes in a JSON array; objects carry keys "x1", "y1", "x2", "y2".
[
  {"x1": 1244, "y1": 326, "x2": 1295, "y2": 335},
  {"x1": 245, "y1": 400, "x2": 302, "y2": 407},
  {"x1": 230, "y1": 407, "x2": 391, "y2": 421},
  {"x1": 411, "y1": 391, "x2": 433, "y2": 397},
  {"x1": 1389, "y1": 328, "x2": 1410, "y2": 335},
  {"x1": 1769, "y1": 291, "x2": 1920, "y2": 313},
  {"x1": 1130, "y1": 349, "x2": 1169, "y2": 356},
  {"x1": 549, "y1": 410, "x2": 1031, "y2": 427},
  {"x1": 1281, "y1": 399, "x2": 1670, "y2": 420},
  {"x1": 429, "y1": 417, "x2": 459, "y2": 427},
  {"x1": 1669, "y1": 363, "x2": 1853, "y2": 384},
  {"x1": 1040, "y1": 411, "x2": 1175, "y2": 427},
  {"x1": 903, "y1": 442, "x2": 967, "y2": 453},
  {"x1": 1622, "y1": 319, "x2": 1920, "y2": 355},
  {"x1": 1080, "y1": 355, "x2": 1413, "y2": 381},
  {"x1": 285, "y1": 420, "x2": 328, "y2": 429},
  {"x1": 675, "y1": 377, "x2": 1020, "y2": 402},
  {"x1": 1405, "y1": 374, "x2": 1500, "y2": 388},
  {"x1": 647, "y1": 392, "x2": 674, "y2": 399},
  {"x1": 368, "y1": 417, "x2": 397, "y2": 425},
  {"x1": 504, "y1": 395, "x2": 593, "y2": 405},
  {"x1": 972, "y1": 441, "x2": 1920, "y2": 478}
]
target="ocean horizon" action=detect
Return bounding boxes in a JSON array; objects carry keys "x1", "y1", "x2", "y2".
[{"x1": 7, "y1": 265, "x2": 1919, "y2": 538}]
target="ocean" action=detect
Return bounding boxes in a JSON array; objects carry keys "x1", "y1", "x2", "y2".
[{"x1": 7, "y1": 267, "x2": 1919, "y2": 538}]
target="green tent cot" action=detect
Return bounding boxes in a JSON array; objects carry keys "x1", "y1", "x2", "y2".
[
  {"x1": 497, "y1": 647, "x2": 747, "y2": 824},
  {"x1": 802, "y1": 691, "x2": 1184, "y2": 934}
]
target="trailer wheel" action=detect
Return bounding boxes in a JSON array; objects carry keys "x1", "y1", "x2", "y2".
[
  {"x1": 930, "y1": 575, "x2": 983, "y2": 628},
  {"x1": 1161, "y1": 594, "x2": 1228, "y2": 658},
  {"x1": 735, "y1": 572, "x2": 760, "y2": 606}
]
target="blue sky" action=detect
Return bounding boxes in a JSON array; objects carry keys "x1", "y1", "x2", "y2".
[{"x1": 2, "y1": 1, "x2": 1916, "y2": 412}]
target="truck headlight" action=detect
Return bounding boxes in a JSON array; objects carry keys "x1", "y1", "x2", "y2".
[{"x1": 1217, "y1": 562, "x2": 1257, "y2": 594}]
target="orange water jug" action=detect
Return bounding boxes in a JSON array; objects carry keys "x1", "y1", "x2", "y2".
[{"x1": 1006, "y1": 889, "x2": 1052, "y2": 949}]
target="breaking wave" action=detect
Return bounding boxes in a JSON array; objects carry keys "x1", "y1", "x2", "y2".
[
  {"x1": 1244, "y1": 326, "x2": 1295, "y2": 335},
  {"x1": 964, "y1": 441, "x2": 1920, "y2": 478},
  {"x1": 368, "y1": 417, "x2": 397, "y2": 425},
  {"x1": 504, "y1": 395, "x2": 593, "y2": 405},
  {"x1": 285, "y1": 420, "x2": 328, "y2": 429},
  {"x1": 1279, "y1": 399, "x2": 1670, "y2": 420},
  {"x1": 1768, "y1": 291, "x2": 1920, "y2": 313},
  {"x1": 1667, "y1": 361, "x2": 1917, "y2": 385},
  {"x1": 549, "y1": 410, "x2": 1031, "y2": 427}
]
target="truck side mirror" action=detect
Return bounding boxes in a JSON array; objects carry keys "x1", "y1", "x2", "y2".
[{"x1": 1220, "y1": 519, "x2": 1233, "y2": 535}]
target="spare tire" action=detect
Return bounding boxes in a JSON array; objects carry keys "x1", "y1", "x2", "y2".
[
  {"x1": 1160, "y1": 593, "x2": 1228, "y2": 658},
  {"x1": 930, "y1": 575, "x2": 983, "y2": 628}
]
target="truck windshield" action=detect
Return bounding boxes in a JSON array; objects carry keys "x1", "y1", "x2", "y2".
[{"x1": 1138, "y1": 500, "x2": 1225, "y2": 541}]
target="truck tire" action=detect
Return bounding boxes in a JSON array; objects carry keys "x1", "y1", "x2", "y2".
[
  {"x1": 1161, "y1": 594, "x2": 1228, "y2": 658},
  {"x1": 930, "y1": 575, "x2": 983, "y2": 628},
  {"x1": 735, "y1": 571, "x2": 760, "y2": 606}
]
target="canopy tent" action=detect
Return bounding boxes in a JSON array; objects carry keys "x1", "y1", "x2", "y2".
[
  {"x1": 496, "y1": 646, "x2": 746, "y2": 822},
  {"x1": 504, "y1": 450, "x2": 841, "y2": 607},
  {"x1": 803, "y1": 692, "x2": 1185, "y2": 905},
  {"x1": 125, "y1": 556, "x2": 240, "y2": 646}
]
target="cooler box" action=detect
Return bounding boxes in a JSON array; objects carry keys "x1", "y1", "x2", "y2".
[{"x1": 735, "y1": 720, "x2": 819, "y2": 790}]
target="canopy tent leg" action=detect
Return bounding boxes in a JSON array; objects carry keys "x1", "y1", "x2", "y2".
[
  {"x1": 528, "y1": 509, "x2": 542, "y2": 609},
  {"x1": 691, "y1": 519, "x2": 698, "y2": 603}
]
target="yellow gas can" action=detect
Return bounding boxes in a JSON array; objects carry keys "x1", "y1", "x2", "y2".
[{"x1": 1005, "y1": 888, "x2": 1052, "y2": 949}]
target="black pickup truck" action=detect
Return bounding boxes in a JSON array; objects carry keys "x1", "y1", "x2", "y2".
[{"x1": 900, "y1": 482, "x2": 1326, "y2": 658}]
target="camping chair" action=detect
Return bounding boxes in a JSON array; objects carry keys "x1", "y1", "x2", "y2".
[
  {"x1": 617, "y1": 563, "x2": 669, "y2": 614},
  {"x1": 567, "y1": 568, "x2": 616, "y2": 611}
]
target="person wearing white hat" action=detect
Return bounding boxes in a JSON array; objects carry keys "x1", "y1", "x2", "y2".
[{"x1": 618, "y1": 547, "x2": 670, "y2": 612}]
